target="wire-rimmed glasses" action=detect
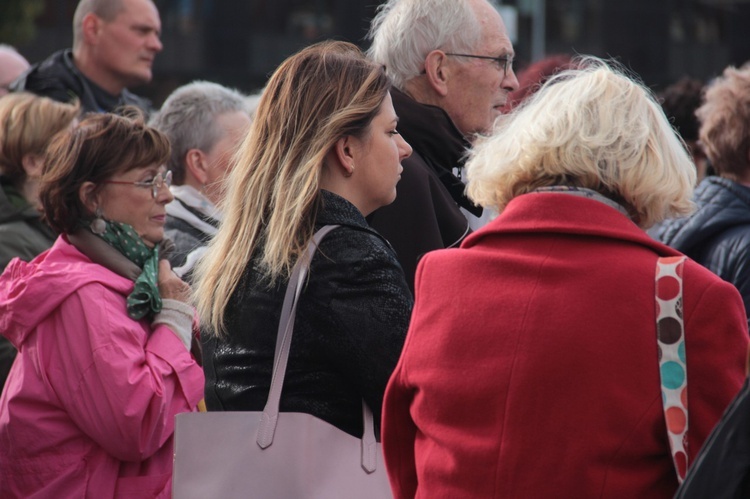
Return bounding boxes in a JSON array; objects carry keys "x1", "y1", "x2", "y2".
[
  {"x1": 445, "y1": 53, "x2": 514, "y2": 78},
  {"x1": 104, "y1": 170, "x2": 173, "y2": 199}
]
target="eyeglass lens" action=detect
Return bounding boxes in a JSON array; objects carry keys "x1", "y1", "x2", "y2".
[{"x1": 151, "y1": 171, "x2": 172, "y2": 198}]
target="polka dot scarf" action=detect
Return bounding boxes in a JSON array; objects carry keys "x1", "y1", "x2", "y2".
[{"x1": 93, "y1": 220, "x2": 162, "y2": 320}]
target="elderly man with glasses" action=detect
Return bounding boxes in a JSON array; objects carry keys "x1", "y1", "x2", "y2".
[{"x1": 366, "y1": 0, "x2": 519, "y2": 291}]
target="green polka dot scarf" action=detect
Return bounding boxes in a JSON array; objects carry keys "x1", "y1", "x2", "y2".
[{"x1": 91, "y1": 220, "x2": 162, "y2": 320}]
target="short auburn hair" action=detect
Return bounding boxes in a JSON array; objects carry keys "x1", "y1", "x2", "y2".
[{"x1": 40, "y1": 109, "x2": 170, "y2": 234}]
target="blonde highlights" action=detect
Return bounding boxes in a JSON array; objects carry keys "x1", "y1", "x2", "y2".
[
  {"x1": 193, "y1": 41, "x2": 390, "y2": 336},
  {"x1": 466, "y1": 57, "x2": 696, "y2": 228}
]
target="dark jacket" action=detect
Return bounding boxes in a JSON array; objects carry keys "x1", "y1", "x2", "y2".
[
  {"x1": 0, "y1": 177, "x2": 57, "y2": 391},
  {"x1": 0, "y1": 177, "x2": 56, "y2": 272},
  {"x1": 10, "y1": 49, "x2": 152, "y2": 115},
  {"x1": 367, "y1": 88, "x2": 475, "y2": 292},
  {"x1": 164, "y1": 193, "x2": 220, "y2": 282},
  {"x1": 657, "y1": 176, "x2": 750, "y2": 321},
  {"x1": 203, "y1": 190, "x2": 413, "y2": 438},
  {"x1": 164, "y1": 214, "x2": 209, "y2": 269}
]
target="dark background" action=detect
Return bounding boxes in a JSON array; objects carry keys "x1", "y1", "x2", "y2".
[{"x1": 6, "y1": 0, "x2": 750, "y2": 108}]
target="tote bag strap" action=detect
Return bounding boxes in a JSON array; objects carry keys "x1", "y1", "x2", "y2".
[
  {"x1": 655, "y1": 255, "x2": 689, "y2": 484},
  {"x1": 257, "y1": 224, "x2": 339, "y2": 448},
  {"x1": 255, "y1": 224, "x2": 379, "y2": 471}
]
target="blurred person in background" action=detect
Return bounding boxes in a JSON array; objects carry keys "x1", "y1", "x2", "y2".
[
  {"x1": 658, "y1": 77, "x2": 709, "y2": 181},
  {"x1": 193, "y1": 41, "x2": 413, "y2": 441},
  {"x1": 0, "y1": 92, "x2": 80, "y2": 391},
  {"x1": 366, "y1": 0, "x2": 519, "y2": 291},
  {"x1": 382, "y1": 58, "x2": 749, "y2": 498},
  {"x1": 0, "y1": 45, "x2": 29, "y2": 96},
  {"x1": 657, "y1": 65, "x2": 750, "y2": 324},
  {"x1": 150, "y1": 81, "x2": 251, "y2": 280},
  {"x1": 0, "y1": 111, "x2": 203, "y2": 498},
  {"x1": 502, "y1": 53, "x2": 574, "y2": 112},
  {"x1": 10, "y1": 0, "x2": 162, "y2": 114}
]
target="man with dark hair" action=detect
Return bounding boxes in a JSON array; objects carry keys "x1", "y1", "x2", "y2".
[{"x1": 11, "y1": 0, "x2": 162, "y2": 114}]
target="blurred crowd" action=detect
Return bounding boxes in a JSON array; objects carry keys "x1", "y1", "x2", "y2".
[{"x1": 2, "y1": 0, "x2": 750, "y2": 497}]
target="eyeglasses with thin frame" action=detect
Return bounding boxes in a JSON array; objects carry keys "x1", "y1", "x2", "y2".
[
  {"x1": 103, "y1": 170, "x2": 173, "y2": 199},
  {"x1": 444, "y1": 53, "x2": 514, "y2": 77}
]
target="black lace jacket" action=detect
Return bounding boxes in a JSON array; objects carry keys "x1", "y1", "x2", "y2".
[{"x1": 202, "y1": 190, "x2": 413, "y2": 438}]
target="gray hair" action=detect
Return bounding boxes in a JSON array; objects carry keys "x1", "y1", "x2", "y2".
[
  {"x1": 72, "y1": 0, "x2": 125, "y2": 50},
  {"x1": 367, "y1": 0, "x2": 495, "y2": 89},
  {"x1": 149, "y1": 80, "x2": 249, "y2": 185}
]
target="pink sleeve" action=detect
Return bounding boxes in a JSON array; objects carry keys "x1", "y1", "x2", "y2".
[{"x1": 44, "y1": 283, "x2": 204, "y2": 462}]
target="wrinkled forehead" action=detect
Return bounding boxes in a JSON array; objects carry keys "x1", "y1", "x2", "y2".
[{"x1": 474, "y1": 4, "x2": 514, "y2": 56}]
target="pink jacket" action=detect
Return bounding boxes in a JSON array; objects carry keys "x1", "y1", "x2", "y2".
[{"x1": 0, "y1": 236, "x2": 204, "y2": 498}]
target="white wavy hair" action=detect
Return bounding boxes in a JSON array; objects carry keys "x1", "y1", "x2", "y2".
[
  {"x1": 466, "y1": 56, "x2": 696, "y2": 228},
  {"x1": 367, "y1": 0, "x2": 498, "y2": 89}
]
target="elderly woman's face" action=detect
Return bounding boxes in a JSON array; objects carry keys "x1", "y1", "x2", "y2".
[{"x1": 98, "y1": 163, "x2": 173, "y2": 247}]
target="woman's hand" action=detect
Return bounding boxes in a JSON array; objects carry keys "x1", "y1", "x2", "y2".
[{"x1": 158, "y1": 259, "x2": 191, "y2": 303}]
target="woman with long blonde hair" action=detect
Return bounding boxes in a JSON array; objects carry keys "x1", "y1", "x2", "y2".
[{"x1": 193, "y1": 40, "x2": 413, "y2": 439}]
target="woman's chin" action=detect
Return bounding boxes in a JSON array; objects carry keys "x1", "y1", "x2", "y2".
[{"x1": 142, "y1": 232, "x2": 163, "y2": 248}]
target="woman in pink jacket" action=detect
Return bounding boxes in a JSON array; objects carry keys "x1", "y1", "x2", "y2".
[
  {"x1": 0, "y1": 111, "x2": 204, "y2": 498},
  {"x1": 382, "y1": 57, "x2": 750, "y2": 498}
]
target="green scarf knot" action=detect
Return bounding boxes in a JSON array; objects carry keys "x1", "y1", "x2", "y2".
[{"x1": 92, "y1": 220, "x2": 162, "y2": 320}]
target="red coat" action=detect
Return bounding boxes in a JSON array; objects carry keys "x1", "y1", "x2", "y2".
[{"x1": 382, "y1": 192, "x2": 749, "y2": 498}]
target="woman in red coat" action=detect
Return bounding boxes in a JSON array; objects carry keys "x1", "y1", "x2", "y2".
[{"x1": 382, "y1": 56, "x2": 750, "y2": 498}]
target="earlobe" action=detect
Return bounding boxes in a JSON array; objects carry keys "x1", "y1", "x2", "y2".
[
  {"x1": 81, "y1": 13, "x2": 101, "y2": 45},
  {"x1": 333, "y1": 136, "x2": 356, "y2": 177},
  {"x1": 79, "y1": 181, "x2": 99, "y2": 215},
  {"x1": 424, "y1": 50, "x2": 450, "y2": 97},
  {"x1": 185, "y1": 149, "x2": 209, "y2": 185}
]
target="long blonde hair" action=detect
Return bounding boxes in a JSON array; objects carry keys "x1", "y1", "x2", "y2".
[{"x1": 193, "y1": 41, "x2": 390, "y2": 336}]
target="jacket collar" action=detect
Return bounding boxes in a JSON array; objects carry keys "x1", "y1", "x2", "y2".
[
  {"x1": 317, "y1": 189, "x2": 369, "y2": 230},
  {"x1": 391, "y1": 87, "x2": 469, "y2": 169},
  {"x1": 167, "y1": 185, "x2": 221, "y2": 236},
  {"x1": 0, "y1": 177, "x2": 55, "y2": 241},
  {"x1": 0, "y1": 176, "x2": 34, "y2": 224},
  {"x1": 464, "y1": 192, "x2": 679, "y2": 256},
  {"x1": 659, "y1": 176, "x2": 750, "y2": 252},
  {"x1": 391, "y1": 88, "x2": 481, "y2": 215}
]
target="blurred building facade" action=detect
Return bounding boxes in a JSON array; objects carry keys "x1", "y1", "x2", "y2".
[{"x1": 12, "y1": 0, "x2": 750, "y2": 108}]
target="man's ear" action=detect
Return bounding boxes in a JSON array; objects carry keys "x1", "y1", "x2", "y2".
[
  {"x1": 81, "y1": 13, "x2": 102, "y2": 46},
  {"x1": 332, "y1": 135, "x2": 356, "y2": 177},
  {"x1": 79, "y1": 181, "x2": 99, "y2": 215},
  {"x1": 423, "y1": 50, "x2": 450, "y2": 97},
  {"x1": 185, "y1": 149, "x2": 209, "y2": 185}
]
